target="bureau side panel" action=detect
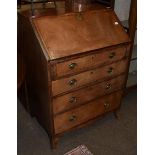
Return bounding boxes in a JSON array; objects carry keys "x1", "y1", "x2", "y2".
[{"x1": 18, "y1": 14, "x2": 52, "y2": 135}]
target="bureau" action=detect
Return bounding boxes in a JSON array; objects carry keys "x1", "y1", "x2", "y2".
[{"x1": 18, "y1": 4, "x2": 131, "y2": 149}]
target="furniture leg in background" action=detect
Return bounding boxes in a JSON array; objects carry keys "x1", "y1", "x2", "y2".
[
  {"x1": 120, "y1": 0, "x2": 137, "y2": 95},
  {"x1": 125, "y1": 0, "x2": 137, "y2": 94}
]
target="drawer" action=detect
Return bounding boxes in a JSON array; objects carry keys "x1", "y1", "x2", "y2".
[
  {"x1": 54, "y1": 91, "x2": 123, "y2": 134},
  {"x1": 54, "y1": 46, "x2": 127, "y2": 78},
  {"x1": 53, "y1": 74, "x2": 126, "y2": 114},
  {"x1": 52, "y1": 59, "x2": 128, "y2": 96}
]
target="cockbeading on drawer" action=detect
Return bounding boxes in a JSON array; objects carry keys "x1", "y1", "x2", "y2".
[
  {"x1": 54, "y1": 91, "x2": 123, "y2": 134},
  {"x1": 52, "y1": 46, "x2": 128, "y2": 79},
  {"x1": 52, "y1": 59, "x2": 128, "y2": 96},
  {"x1": 53, "y1": 74, "x2": 126, "y2": 115}
]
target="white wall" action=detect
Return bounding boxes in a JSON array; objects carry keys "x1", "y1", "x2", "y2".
[
  {"x1": 114, "y1": 0, "x2": 137, "y2": 75},
  {"x1": 114, "y1": 0, "x2": 131, "y2": 21}
]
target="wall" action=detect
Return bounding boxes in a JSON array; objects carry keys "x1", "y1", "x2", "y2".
[
  {"x1": 114, "y1": 0, "x2": 131, "y2": 21},
  {"x1": 114, "y1": 0, "x2": 137, "y2": 82},
  {"x1": 114, "y1": 0, "x2": 137, "y2": 44}
]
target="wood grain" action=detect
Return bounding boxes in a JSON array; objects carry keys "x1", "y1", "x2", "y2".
[
  {"x1": 54, "y1": 91, "x2": 122, "y2": 134},
  {"x1": 18, "y1": 4, "x2": 131, "y2": 148},
  {"x1": 55, "y1": 46, "x2": 127, "y2": 78},
  {"x1": 32, "y1": 9, "x2": 130, "y2": 60},
  {"x1": 53, "y1": 74, "x2": 126, "y2": 114},
  {"x1": 52, "y1": 59, "x2": 128, "y2": 96}
]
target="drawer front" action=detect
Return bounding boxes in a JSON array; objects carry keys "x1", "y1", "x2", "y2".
[
  {"x1": 54, "y1": 91, "x2": 122, "y2": 134},
  {"x1": 52, "y1": 59, "x2": 128, "y2": 96},
  {"x1": 53, "y1": 75, "x2": 126, "y2": 114},
  {"x1": 55, "y1": 46, "x2": 127, "y2": 78}
]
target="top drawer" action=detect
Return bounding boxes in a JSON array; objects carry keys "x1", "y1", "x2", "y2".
[{"x1": 54, "y1": 46, "x2": 127, "y2": 78}]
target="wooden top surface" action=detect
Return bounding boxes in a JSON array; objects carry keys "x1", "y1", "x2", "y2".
[{"x1": 31, "y1": 9, "x2": 130, "y2": 60}]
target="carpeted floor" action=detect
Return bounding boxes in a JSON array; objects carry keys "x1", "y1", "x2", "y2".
[{"x1": 17, "y1": 89, "x2": 137, "y2": 155}]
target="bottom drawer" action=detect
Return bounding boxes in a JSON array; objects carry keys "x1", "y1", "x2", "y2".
[{"x1": 54, "y1": 91, "x2": 123, "y2": 134}]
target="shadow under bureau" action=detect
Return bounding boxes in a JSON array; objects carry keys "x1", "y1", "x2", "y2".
[{"x1": 18, "y1": 7, "x2": 131, "y2": 148}]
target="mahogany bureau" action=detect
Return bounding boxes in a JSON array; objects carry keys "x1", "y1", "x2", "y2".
[{"x1": 18, "y1": 6, "x2": 131, "y2": 148}]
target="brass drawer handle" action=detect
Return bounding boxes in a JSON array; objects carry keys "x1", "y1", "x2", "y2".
[
  {"x1": 107, "y1": 67, "x2": 114, "y2": 74},
  {"x1": 69, "y1": 115, "x2": 77, "y2": 122},
  {"x1": 69, "y1": 79, "x2": 77, "y2": 86},
  {"x1": 104, "y1": 102, "x2": 110, "y2": 110},
  {"x1": 106, "y1": 83, "x2": 112, "y2": 90},
  {"x1": 69, "y1": 63, "x2": 77, "y2": 69},
  {"x1": 109, "y1": 52, "x2": 116, "y2": 59},
  {"x1": 69, "y1": 97, "x2": 77, "y2": 103}
]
